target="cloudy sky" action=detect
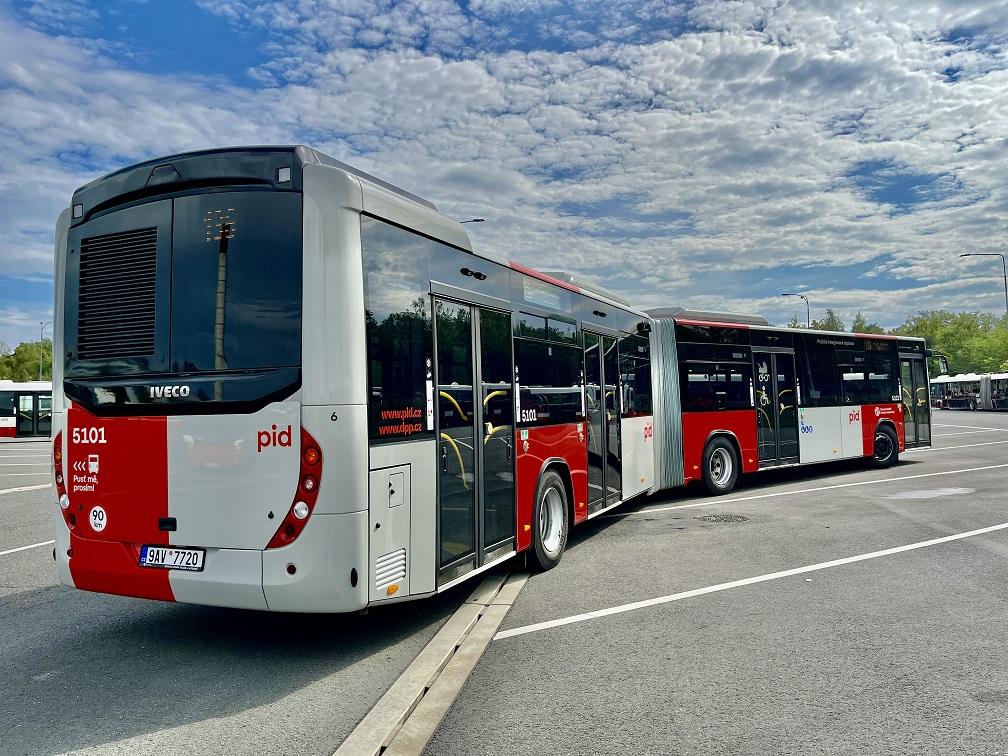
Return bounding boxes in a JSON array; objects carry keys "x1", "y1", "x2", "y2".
[{"x1": 1, "y1": 0, "x2": 1007, "y2": 347}]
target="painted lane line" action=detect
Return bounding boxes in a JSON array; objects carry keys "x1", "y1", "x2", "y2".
[
  {"x1": 931, "y1": 429, "x2": 1007, "y2": 437},
  {"x1": 0, "y1": 540, "x2": 55, "y2": 558},
  {"x1": 932, "y1": 423, "x2": 1005, "y2": 431},
  {"x1": 905, "y1": 439, "x2": 1008, "y2": 453},
  {"x1": 0, "y1": 484, "x2": 51, "y2": 495},
  {"x1": 601, "y1": 462, "x2": 1008, "y2": 519},
  {"x1": 0, "y1": 472, "x2": 50, "y2": 477},
  {"x1": 0, "y1": 463, "x2": 50, "y2": 466},
  {"x1": 0, "y1": 455, "x2": 49, "y2": 459},
  {"x1": 494, "y1": 521, "x2": 1008, "y2": 642}
]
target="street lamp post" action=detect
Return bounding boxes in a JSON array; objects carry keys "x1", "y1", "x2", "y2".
[
  {"x1": 38, "y1": 320, "x2": 52, "y2": 381},
  {"x1": 781, "y1": 293, "x2": 810, "y2": 327},
  {"x1": 459, "y1": 218, "x2": 485, "y2": 224},
  {"x1": 959, "y1": 253, "x2": 1008, "y2": 318}
]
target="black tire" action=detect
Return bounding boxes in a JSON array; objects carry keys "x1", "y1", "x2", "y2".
[
  {"x1": 872, "y1": 424, "x2": 899, "y2": 468},
  {"x1": 530, "y1": 470, "x2": 569, "y2": 571},
  {"x1": 702, "y1": 437, "x2": 739, "y2": 495}
]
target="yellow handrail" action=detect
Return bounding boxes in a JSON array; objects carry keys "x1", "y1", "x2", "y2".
[
  {"x1": 439, "y1": 390, "x2": 470, "y2": 422},
  {"x1": 440, "y1": 432, "x2": 469, "y2": 490},
  {"x1": 483, "y1": 390, "x2": 508, "y2": 407},
  {"x1": 483, "y1": 425, "x2": 509, "y2": 445}
]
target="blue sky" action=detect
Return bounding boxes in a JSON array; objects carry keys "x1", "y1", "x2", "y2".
[{"x1": 2, "y1": 0, "x2": 1008, "y2": 347}]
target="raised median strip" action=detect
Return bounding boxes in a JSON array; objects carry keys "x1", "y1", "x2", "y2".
[{"x1": 334, "y1": 569, "x2": 528, "y2": 756}]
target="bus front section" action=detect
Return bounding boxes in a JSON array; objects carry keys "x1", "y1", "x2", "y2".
[{"x1": 53, "y1": 147, "x2": 370, "y2": 612}]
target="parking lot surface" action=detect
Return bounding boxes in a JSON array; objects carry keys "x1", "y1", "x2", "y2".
[{"x1": 2, "y1": 410, "x2": 1007, "y2": 755}]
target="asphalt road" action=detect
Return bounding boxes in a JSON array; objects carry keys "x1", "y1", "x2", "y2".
[
  {"x1": 0, "y1": 439, "x2": 470, "y2": 756},
  {"x1": 3, "y1": 410, "x2": 1008, "y2": 755},
  {"x1": 425, "y1": 409, "x2": 1008, "y2": 755}
]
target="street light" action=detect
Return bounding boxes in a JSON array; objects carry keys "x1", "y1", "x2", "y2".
[
  {"x1": 459, "y1": 218, "x2": 485, "y2": 224},
  {"x1": 38, "y1": 320, "x2": 52, "y2": 380},
  {"x1": 781, "y1": 293, "x2": 810, "y2": 327},
  {"x1": 959, "y1": 252, "x2": 1008, "y2": 317}
]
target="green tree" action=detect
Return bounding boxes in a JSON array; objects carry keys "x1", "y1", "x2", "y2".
[
  {"x1": 811, "y1": 308, "x2": 846, "y2": 332},
  {"x1": 0, "y1": 339, "x2": 52, "y2": 381},
  {"x1": 891, "y1": 310, "x2": 1008, "y2": 374},
  {"x1": 786, "y1": 314, "x2": 805, "y2": 328},
  {"x1": 851, "y1": 311, "x2": 885, "y2": 334}
]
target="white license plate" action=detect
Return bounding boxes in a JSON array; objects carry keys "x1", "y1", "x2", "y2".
[{"x1": 139, "y1": 545, "x2": 205, "y2": 572}]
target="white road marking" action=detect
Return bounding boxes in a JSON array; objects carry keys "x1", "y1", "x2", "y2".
[
  {"x1": 602, "y1": 462, "x2": 1008, "y2": 518},
  {"x1": 494, "y1": 520, "x2": 1008, "y2": 641},
  {"x1": 0, "y1": 463, "x2": 50, "y2": 466},
  {"x1": 931, "y1": 429, "x2": 1006, "y2": 437},
  {"x1": 0, "y1": 484, "x2": 51, "y2": 495},
  {"x1": 932, "y1": 423, "x2": 1005, "y2": 431},
  {"x1": 885, "y1": 487, "x2": 975, "y2": 500},
  {"x1": 0, "y1": 540, "x2": 55, "y2": 558},
  {"x1": 0, "y1": 472, "x2": 49, "y2": 477},
  {"x1": 905, "y1": 439, "x2": 1008, "y2": 453},
  {"x1": 0, "y1": 455, "x2": 49, "y2": 458}
]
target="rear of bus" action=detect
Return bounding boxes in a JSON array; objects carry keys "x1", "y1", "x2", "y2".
[{"x1": 51, "y1": 146, "x2": 371, "y2": 611}]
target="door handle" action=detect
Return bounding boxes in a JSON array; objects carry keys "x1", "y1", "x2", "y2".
[
  {"x1": 506, "y1": 437, "x2": 512, "y2": 460},
  {"x1": 441, "y1": 446, "x2": 448, "y2": 472}
]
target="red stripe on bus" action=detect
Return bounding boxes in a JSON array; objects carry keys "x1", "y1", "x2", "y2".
[
  {"x1": 508, "y1": 261, "x2": 581, "y2": 293},
  {"x1": 681, "y1": 409, "x2": 760, "y2": 483},
  {"x1": 66, "y1": 404, "x2": 173, "y2": 602},
  {"x1": 514, "y1": 422, "x2": 588, "y2": 551}
]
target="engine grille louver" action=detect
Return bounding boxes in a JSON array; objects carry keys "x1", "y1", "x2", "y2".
[
  {"x1": 77, "y1": 227, "x2": 158, "y2": 359},
  {"x1": 375, "y1": 548, "x2": 407, "y2": 589}
]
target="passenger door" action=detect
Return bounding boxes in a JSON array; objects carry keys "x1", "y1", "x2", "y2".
[
  {"x1": 584, "y1": 332, "x2": 621, "y2": 512},
  {"x1": 434, "y1": 299, "x2": 515, "y2": 586},
  {"x1": 754, "y1": 351, "x2": 799, "y2": 466}
]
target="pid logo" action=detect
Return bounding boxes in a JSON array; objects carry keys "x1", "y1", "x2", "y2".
[
  {"x1": 258, "y1": 424, "x2": 292, "y2": 452},
  {"x1": 874, "y1": 406, "x2": 882, "y2": 417},
  {"x1": 848, "y1": 409, "x2": 860, "y2": 424}
]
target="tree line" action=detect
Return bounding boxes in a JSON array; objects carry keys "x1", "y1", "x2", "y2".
[
  {"x1": 0, "y1": 339, "x2": 52, "y2": 381},
  {"x1": 787, "y1": 309, "x2": 1008, "y2": 374}
]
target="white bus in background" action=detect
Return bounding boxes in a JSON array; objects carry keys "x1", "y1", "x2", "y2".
[
  {"x1": 931, "y1": 373, "x2": 1008, "y2": 411},
  {"x1": 0, "y1": 380, "x2": 52, "y2": 438}
]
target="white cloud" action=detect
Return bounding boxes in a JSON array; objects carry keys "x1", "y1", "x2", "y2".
[{"x1": 2, "y1": 0, "x2": 1008, "y2": 346}]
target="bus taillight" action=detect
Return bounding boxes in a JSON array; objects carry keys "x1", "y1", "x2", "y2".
[
  {"x1": 53, "y1": 432, "x2": 73, "y2": 530},
  {"x1": 266, "y1": 427, "x2": 323, "y2": 550}
]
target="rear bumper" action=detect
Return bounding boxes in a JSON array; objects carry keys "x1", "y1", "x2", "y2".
[{"x1": 57, "y1": 510, "x2": 369, "y2": 613}]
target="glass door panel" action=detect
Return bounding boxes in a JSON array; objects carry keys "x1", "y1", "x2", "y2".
[
  {"x1": 754, "y1": 353, "x2": 777, "y2": 463},
  {"x1": 17, "y1": 395, "x2": 34, "y2": 436},
  {"x1": 602, "y1": 335, "x2": 621, "y2": 505},
  {"x1": 584, "y1": 333, "x2": 605, "y2": 512},
  {"x1": 911, "y1": 359, "x2": 931, "y2": 445},
  {"x1": 776, "y1": 354, "x2": 799, "y2": 463},
  {"x1": 477, "y1": 308, "x2": 514, "y2": 551},
  {"x1": 435, "y1": 300, "x2": 476, "y2": 573}
]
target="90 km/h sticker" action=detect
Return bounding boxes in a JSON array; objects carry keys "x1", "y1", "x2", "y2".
[{"x1": 89, "y1": 505, "x2": 107, "y2": 532}]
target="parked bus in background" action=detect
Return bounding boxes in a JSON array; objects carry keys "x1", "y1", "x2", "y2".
[
  {"x1": 0, "y1": 380, "x2": 52, "y2": 438},
  {"x1": 50, "y1": 146, "x2": 931, "y2": 613},
  {"x1": 931, "y1": 373, "x2": 1008, "y2": 410}
]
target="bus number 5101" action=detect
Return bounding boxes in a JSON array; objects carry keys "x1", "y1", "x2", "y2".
[{"x1": 72, "y1": 427, "x2": 107, "y2": 445}]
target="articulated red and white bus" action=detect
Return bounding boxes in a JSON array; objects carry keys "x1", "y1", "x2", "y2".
[{"x1": 50, "y1": 146, "x2": 932, "y2": 611}]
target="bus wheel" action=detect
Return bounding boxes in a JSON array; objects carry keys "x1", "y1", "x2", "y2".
[
  {"x1": 872, "y1": 425, "x2": 899, "y2": 468},
  {"x1": 702, "y1": 438, "x2": 739, "y2": 495},
  {"x1": 531, "y1": 470, "x2": 568, "y2": 571}
]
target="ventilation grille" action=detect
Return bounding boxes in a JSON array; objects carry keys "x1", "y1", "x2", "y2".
[
  {"x1": 78, "y1": 227, "x2": 158, "y2": 359},
  {"x1": 375, "y1": 548, "x2": 407, "y2": 589}
]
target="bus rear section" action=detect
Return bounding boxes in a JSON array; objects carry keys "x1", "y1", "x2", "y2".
[{"x1": 52, "y1": 147, "x2": 365, "y2": 612}]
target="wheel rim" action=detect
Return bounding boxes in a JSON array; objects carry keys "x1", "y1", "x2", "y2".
[
  {"x1": 875, "y1": 432, "x2": 894, "y2": 462},
  {"x1": 709, "y1": 447, "x2": 733, "y2": 487},
  {"x1": 539, "y1": 486, "x2": 564, "y2": 556}
]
